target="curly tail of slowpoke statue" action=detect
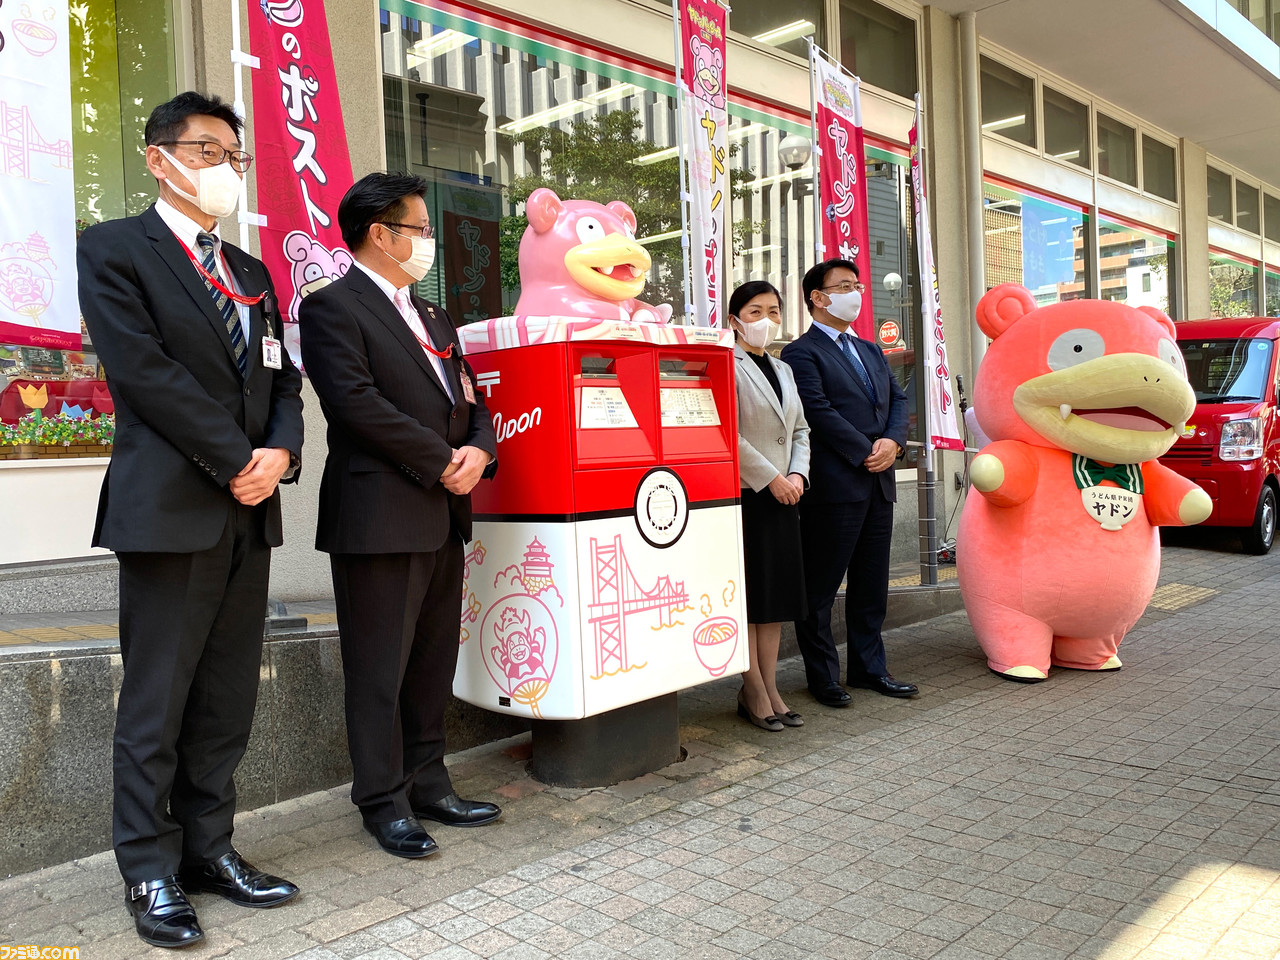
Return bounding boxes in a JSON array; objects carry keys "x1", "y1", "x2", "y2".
[{"x1": 628, "y1": 301, "x2": 673, "y2": 324}]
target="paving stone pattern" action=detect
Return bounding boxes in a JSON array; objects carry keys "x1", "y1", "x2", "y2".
[{"x1": 2, "y1": 539, "x2": 1279, "y2": 959}]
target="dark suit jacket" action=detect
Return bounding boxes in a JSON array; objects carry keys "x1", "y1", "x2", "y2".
[
  {"x1": 780, "y1": 323, "x2": 909, "y2": 504},
  {"x1": 77, "y1": 205, "x2": 304, "y2": 553},
  {"x1": 299, "y1": 266, "x2": 497, "y2": 555}
]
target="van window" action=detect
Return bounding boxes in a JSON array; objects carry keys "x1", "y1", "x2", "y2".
[{"x1": 1179, "y1": 339, "x2": 1274, "y2": 402}]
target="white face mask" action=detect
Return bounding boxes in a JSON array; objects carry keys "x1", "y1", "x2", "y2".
[
  {"x1": 158, "y1": 146, "x2": 242, "y2": 219},
  {"x1": 824, "y1": 289, "x2": 863, "y2": 324},
  {"x1": 385, "y1": 233, "x2": 436, "y2": 283},
  {"x1": 735, "y1": 317, "x2": 776, "y2": 350}
]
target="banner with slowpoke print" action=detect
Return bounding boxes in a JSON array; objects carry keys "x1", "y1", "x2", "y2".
[
  {"x1": 810, "y1": 48, "x2": 873, "y2": 340},
  {"x1": 676, "y1": 0, "x2": 728, "y2": 328},
  {"x1": 247, "y1": 0, "x2": 355, "y2": 366}
]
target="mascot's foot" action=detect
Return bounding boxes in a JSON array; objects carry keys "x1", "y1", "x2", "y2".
[
  {"x1": 990, "y1": 664, "x2": 1048, "y2": 683},
  {"x1": 1051, "y1": 655, "x2": 1123, "y2": 671}
]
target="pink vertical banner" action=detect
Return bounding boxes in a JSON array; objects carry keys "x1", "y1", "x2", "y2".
[
  {"x1": 248, "y1": 0, "x2": 356, "y2": 366},
  {"x1": 909, "y1": 100, "x2": 964, "y2": 454},
  {"x1": 677, "y1": 0, "x2": 728, "y2": 328},
  {"x1": 811, "y1": 50, "x2": 873, "y2": 340}
]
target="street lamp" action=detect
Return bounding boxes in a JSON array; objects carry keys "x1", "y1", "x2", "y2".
[
  {"x1": 778, "y1": 134, "x2": 812, "y2": 171},
  {"x1": 883, "y1": 271, "x2": 910, "y2": 310}
]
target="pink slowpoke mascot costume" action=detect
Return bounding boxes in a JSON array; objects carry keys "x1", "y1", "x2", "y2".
[
  {"x1": 956, "y1": 284, "x2": 1212, "y2": 682},
  {"x1": 513, "y1": 187, "x2": 672, "y2": 323}
]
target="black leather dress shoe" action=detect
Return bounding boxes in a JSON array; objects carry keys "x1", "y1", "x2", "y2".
[
  {"x1": 850, "y1": 674, "x2": 919, "y2": 698},
  {"x1": 125, "y1": 876, "x2": 203, "y2": 949},
  {"x1": 414, "y1": 792, "x2": 502, "y2": 827},
  {"x1": 809, "y1": 682, "x2": 852, "y2": 708},
  {"x1": 179, "y1": 850, "x2": 299, "y2": 908},
  {"x1": 364, "y1": 817, "x2": 440, "y2": 858}
]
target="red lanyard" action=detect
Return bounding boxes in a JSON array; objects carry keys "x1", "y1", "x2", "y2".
[
  {"x1": 410, "y1": 327, "x2": 455, "y2": 360},
  {"x1": 397, "y1": 294, "x2": 454, "y2": 359},
  {"x1": 174, "y1": 235, "x2": 267, "y2": 307}
]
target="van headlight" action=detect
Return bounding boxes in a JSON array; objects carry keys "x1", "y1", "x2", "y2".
[{"x1": 1219, "y1": 417, "x2": 1263, "y2": 461}]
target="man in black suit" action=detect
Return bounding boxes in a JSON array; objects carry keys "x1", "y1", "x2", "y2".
[
  {"x1": 77, "y1": 92, "x2": 304, "y2": 948},
  {"x1": 300, "y1": 173, "x2": 500, "y2": 859},
  {"x1": 780, "y1": 259, "x2": 917, "y2": 707}
]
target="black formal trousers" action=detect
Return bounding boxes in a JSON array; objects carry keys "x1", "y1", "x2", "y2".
[
  {"x1": 330, "y1": 538, "x2": 465, "y2": 824},
  {"x1": 795, "y1": 492, "x2": 894, "y2": 688},
  {"x1": 112, "y1": 502, "x2": 269, "y2": 884}
]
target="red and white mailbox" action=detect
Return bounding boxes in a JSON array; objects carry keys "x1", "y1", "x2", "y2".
[{"x1": 454, "y1": 317, "x2": 749, "y2": 720}]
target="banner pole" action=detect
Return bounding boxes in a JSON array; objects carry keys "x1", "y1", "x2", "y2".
[
  {"x1": 672, "y1": 0, "x2": 694, "y2": 323},
  {"x1": 230, "y1": 0, "x2": 249, "y2": 249},
  {"x1": 913, "y1": 93, "x2": 939, "y2": 586},
  {"x1": 807, "y1": 38, "x2": 822, "y2": 264}
]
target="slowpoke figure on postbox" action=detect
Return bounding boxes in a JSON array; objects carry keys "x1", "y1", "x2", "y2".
[
  {"x1": 452, "y1": 190, "x2": 747, "y2": 725},
  {"x1": 513, "y1": 188, "x2": 673, "y2": 324}
]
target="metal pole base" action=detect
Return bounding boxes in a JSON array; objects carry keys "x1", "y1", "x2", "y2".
[{"x1": 529, "y1": 693, "x2": 682, "y2": 788}]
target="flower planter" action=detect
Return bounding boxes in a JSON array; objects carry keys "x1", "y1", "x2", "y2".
[{"x1": 0, "y1": 443, "x2": 113, "y2": 461}]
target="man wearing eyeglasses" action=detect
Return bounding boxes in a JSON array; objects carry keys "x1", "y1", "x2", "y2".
[
  {"x1": 77, "y1": 92, "x2": 304, "y2": 948},
  {"x1": 780, "y1": 258, "x2": 917, "y2": 710},
  {"x1": 300, "y1": 172, "x2": 500, "y2": 861}
]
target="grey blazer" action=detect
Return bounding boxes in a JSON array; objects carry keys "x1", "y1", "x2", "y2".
[{"x1": 735, "y1": 343, "x2": 811, "y2": 492}]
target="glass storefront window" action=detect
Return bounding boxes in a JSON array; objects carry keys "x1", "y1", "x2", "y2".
[
  {"x1": 1042, "y1": 87, "x2": 1089, "y2": 169},
  {"x1": 1096, "y1": 112, "x2": 1136, "y2": 186},
  {"x1": 1236, "y1": 181, "x2": 1260, "y2": 235},
  {"x1": 839, "y1": 0, "x2": 918, "y2": 100},
  {"x1": 1142, "y1": 135, "x2": 1177, "y2": 202},
  {"x1": 1207, "y1": 166, "x2": 1233, "y2": 221},
  {"x1": 979, "y1": 57, "x2": 1035, "y2": 148},
  {"x1": 1266, "y1": 193, "x2": 1280, "y2": 243},
  {"x1": 71, "y1": 0, "x2": 178, "y2": 226},
  {"x1": 732, "y1": 0, "x2": 825, "y2": 59},
  {"x1": 2, "y1": 0, "x2": 173, "y2": 459},
  {"x1": 1098, "y1": 216, "x2": 1176, "y2": 316},
  {"x1": 381, "y1": 14, "x2": 686, "y2": 317},
  {"x1": 728, "y1": 117, "x2": 816, "y2": 339},
  {"x1": 1209, "y1": 252, "x2": 1259, "y2": 317},
  {"x1": 1266, "y1": 267, "x2": 1280, "y2": 318},
  {"x1": 983, "y1": 181, "x2": 1088, "y2": 305}
]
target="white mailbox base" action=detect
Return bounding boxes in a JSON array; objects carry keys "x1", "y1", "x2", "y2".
[{"x1": 455, "y1": 503, "x2": 749, "y2": 720}]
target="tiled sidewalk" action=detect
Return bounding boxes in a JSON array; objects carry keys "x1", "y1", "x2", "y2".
[{"x1": 2, "y1": 538, "x2": 1278, "y2": 960}]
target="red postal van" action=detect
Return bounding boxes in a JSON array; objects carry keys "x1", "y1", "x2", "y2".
[{"x1": 1160, "y1": 318, "x2": 1280, "y2": 554}]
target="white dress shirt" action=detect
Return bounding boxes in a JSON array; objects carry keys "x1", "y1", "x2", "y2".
[
  {"x1": 155, "y1": 197, "x2": 252, "y2": 345},
  {"x1": 352, "y1": 261, "x2": 454, "y2": 402}
]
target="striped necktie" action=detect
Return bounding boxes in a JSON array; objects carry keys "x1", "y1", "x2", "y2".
[
  {"x1": 195, "y1": 232, "x2": 247, "y2": 377},
  {"x1": 838, "y1": 333, "x2": 878, "y2": 405}
]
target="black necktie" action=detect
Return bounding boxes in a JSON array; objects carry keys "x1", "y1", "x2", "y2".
[
  {"x1": 838, "y1": 333, "x2": 877, "y2": 405},
  {"x1": 196, "y1": 232, "x2": 247, "y2": 377}
]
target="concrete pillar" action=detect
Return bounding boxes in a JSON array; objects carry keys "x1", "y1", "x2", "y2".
[
  {"x1": 922, "y1": 7, "x2": 976, "y2": 530},
  {"x1": 922, "y1": 7, "x2": 970, "y2": 387},
  {"x1": 1179, "y1": 139, "x2": 1210, "y2": 320}
]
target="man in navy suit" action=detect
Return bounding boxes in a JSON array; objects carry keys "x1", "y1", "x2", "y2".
[{"x1": 780, "y1": 259, "x2": 918, "y2": 706}]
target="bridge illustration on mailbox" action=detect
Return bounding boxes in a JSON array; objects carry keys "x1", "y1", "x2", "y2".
[{"x1": 587, "y1": 533, "x2": 690, "y2": 679}]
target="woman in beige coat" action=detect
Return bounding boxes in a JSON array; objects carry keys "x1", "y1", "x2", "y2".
[{"x1": 730, "y1": 280, "x2": 811, "y2": 731}]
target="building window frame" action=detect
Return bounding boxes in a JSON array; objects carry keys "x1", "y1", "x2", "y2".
[{"x1": 977, "y1": 42, "x2": 1183, "y2": 208}]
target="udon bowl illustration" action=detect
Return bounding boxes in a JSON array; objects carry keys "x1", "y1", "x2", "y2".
[
  {"x1": 12, "y1": 19, "x2": 58, "y2": 56},
  {"x1": 692, "y1": 616, "x2": 739, "y2": 677}
]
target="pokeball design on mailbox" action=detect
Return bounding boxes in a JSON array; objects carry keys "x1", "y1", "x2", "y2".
[{"x1": 634, "y1": 467, "x2": 689, "y2": 548}]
